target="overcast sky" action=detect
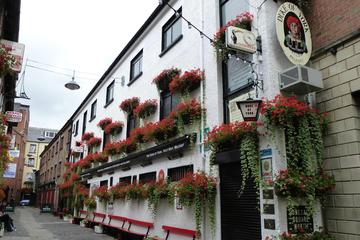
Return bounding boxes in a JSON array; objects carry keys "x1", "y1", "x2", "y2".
[{"x1": 17, "y1": 0, "x2": 159, "y2": 130}]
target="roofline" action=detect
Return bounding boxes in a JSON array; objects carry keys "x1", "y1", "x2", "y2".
[{"x1": 68, "y1": 2, "x2": 168, "y2": 122}]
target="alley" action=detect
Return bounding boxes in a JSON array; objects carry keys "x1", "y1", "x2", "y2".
[{"x1": 4, "y1": 207, "x2": 114, "y2": 240}]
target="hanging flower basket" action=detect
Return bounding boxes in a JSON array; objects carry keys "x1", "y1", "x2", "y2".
[
  {"x1": 174, "y1": 172, "x2": 216, "y2": 236},
  {"x1": 93, "y1": 186, "x2": 110, "y2": 202},
  {"x1": 77, "y1": 158, "x2": 91, "y2": 169},
  {"x1": 144, "y1": 118, "x2": 178, "y2": 143},
  {"x1": 119, "y1": 97, "x2": 140, "y2": 114},
  {"x1": 152, "y1": 68, "x2": 181, "y2": 91},
  {"x1": 97, "y1": 118, "x2": 112, "y2": 130},
  {"x1": 169, "y1": 69, "x2": 204, "y2": 96},
  {"x1": 0, "y1": 46, "x2": 16, "y2": 77},
  {"x1": 92, "y1": 152, "x2": 108, "y2": 163},
  {"x1": 81, "y1": 132, "x2": 94, "y2": 141},
  {"x1": 86, "y1": 137, "x2": 102, "y2": 148},
  {"x1": 84, "y1": 197, "x2": 97, "y2": 211},
  {"x1": 104, "y1": 139, "x2": 137, "y2": 156},
  {"x1": 134, "y1": 99, "x2": 158, "y2": 119},
  {"x1": 104, "y1": 121, "x2": 124, "y2": 135},
  {"x1": 130, "y1": 126, "x2": 148, "y2": 144},
  {"x1": 212, "y1": 11, "x2": 254, "y2": 60},
  {"x1": 170, "y1": 99, "x2": 203, "y2": 126}
]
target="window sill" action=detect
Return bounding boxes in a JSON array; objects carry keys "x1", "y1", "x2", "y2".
[
  {"x1": 89, "y1": 116, "x2": 96, "y2": 122},
  {"x1": 159, "y1": 35, "x2": 183, "y2": 58},
  {"x1": 127, "y1": 72, "x2": 143, "y2": 86},
  {"x1": 104, "y1": 99, "x2": 114, "y2": 108}
]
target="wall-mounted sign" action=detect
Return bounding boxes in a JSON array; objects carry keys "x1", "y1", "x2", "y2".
[
  {"x1": 5, "y1": 111, "x2": 23, "y2": 123},
  {"x1": 4, "y1": 163, "x2": 17, "y2": 178},
  {"x1": 226, "y1": 26, "x2": 257, "y2": 53},
  {"x1": 158, "y1": 169, "x2": 165, "y2": 182},
  {"x1": 8, "y1": 149, "x2": 20, "y2": 158},
  {"x1": 261, "y1": 157, "x2": 273, "y2": 181},
  {"x1": 287, "y1": 206, "x2": 314, "y2": 233},
  {"x1": 276, "y1": 2, "x2": 312, "y2": 65},
  {"x1": 73, "y1": 146, "x2": 84, "y2": 153},
  {"x1": 0, "y1": 39, "x2": 25, "y2": 73}
]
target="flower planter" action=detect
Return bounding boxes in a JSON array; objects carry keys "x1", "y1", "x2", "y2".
[
  {"x1": 80, "y1": 220, "x2": 86, "y2": 227},
  {"x1": 214, "y1": 148, "x2": 241, "y2": 165},
  {"x1": 94, "y1": 225, "x2": 103, "y2": 234}
]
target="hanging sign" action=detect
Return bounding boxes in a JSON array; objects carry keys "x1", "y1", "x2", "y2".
[
  {"x1": 73, "y1": 146, "x2": 84, "y2": 153},
  {"x1": 4, "y1": 163, "x2": 17, "y2": 178},
  {"x1": 0, "y1": 39, "x2": 25, "y2": 73},
  {"x1": 276, "y1": 2, "x2": 312, "y2": 65},
  {"x1": 226, "y1": 26, "x2": 257, "y2": 54},
  {"x1": 5, "y1": 111, "x2": 23, "y2": 123}
]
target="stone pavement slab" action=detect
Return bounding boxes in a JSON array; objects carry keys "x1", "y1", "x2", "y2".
[{"x1": 3, "y1": 207, "x2": 114, "y2": 240}]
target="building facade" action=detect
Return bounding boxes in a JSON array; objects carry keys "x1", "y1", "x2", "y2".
[
  {"x1": 55, "y1": 0, "x2": 353, "y2": 239},
  {"x1": 0, "y1": 0, "x2": 21, "y2": 114},
  {"x1": 22, "y1": 127, "x2": 57, "y2": 202},
  {"x1": 37, "y1": 121, "x2": 71, "y2": 210},
  {"x1": 307, "y1": 0, "x2": 360, "y2": 238},
  {"x1": 4, "y1": 102, "x2": 29, "y2": 202}
]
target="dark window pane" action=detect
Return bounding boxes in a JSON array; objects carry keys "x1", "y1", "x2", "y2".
[
  {"x1": 119, "y1": 176, "x2": 131, "y2": 184},
  {"x1": 168, "y1": 165, "x2": 193, "y2": 182},
  {"x1": 172, "y1": 18, "x2": 182, "y2": 40},
  {"x1": 139, "y1": 172, "x2": 156, "y2": 184},
  {"x1": 100, "y1": 180, "x2": 108, "y2": 187},
  {"x1": 226, "y1": 54, "x2": 253, "y2": 93},
  {"x1": 130, "y1": 51, "x2": 143, "y2": 80},
  {"x1": 106, "y1": 81, "x2": 114, "y2": 103},
  {"x1": 162, "y1": 8, "x2": 182, "y2": 50}
]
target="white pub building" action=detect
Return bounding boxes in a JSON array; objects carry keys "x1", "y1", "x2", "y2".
[{"x1": 66, "y1": 0, "x2": 328, "y2": 239}]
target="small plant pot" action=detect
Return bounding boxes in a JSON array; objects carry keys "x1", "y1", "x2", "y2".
[{"x1": 94, "y1": 225, "x2": 103, "y2": 234}]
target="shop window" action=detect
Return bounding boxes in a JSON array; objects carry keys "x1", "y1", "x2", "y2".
[
  {"x1": 100, "y1": 180, "x2": 108, "y2": 187},
  {"x1": 132, "y1": 175, "x2": 137, "y2": 184},
  {"x1": 139, "y1": 172, "x2": 156, "y2": 184},
  {"x1": 110, "y1": 177, "x2": 113, "y2": 187},
  {"x1": 168, "y1": 165, "x2": 193, "y2": 182}
]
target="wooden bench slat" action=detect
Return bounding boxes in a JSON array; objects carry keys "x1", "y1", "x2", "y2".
[
  {"x1": 162, "y1": 225, "x2": 197, "y2": 237},
  {"x1": 127, "y1": 218, "x2": 154, "y2": 228}
]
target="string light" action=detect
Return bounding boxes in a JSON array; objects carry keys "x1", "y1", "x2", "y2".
[{"x1": 160, "y1": 1, "x2": 255, "y2": 65}]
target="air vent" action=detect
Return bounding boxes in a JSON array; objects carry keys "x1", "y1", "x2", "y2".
[{"x1": 279, "y1": 65, "x2": 323, "y2": 95}]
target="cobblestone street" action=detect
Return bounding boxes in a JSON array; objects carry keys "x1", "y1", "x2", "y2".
[{"x1": 4, "y1": 207, "x2": 114, "y2": 240}]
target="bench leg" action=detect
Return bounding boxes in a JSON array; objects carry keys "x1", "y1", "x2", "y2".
[{"x1": 165, "y1": 230, "x2": 170, "y2": 240}]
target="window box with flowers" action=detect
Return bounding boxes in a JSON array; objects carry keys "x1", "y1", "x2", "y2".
[
  {"x1": 207, "y1": 121, "x2": 260, "y2": 193},
  {"x1": 261, "y1": 95, "x2": 332, "y2": 218},
  {"x1": 97, "y1": 118, "x2": 112, "y2": 130},
  {"x1": 152, "y1": 68, "x2": 181, "y2": 91},
  {"x1": 169, "y1": 99, "x2": 203, "y2": 132},
  {"x1": 169, "y1": 69, "x2": 204, "y2": 97},
  {"x1": 86, "y1": 137, "x2": 102, "y2": 148},
  {"x1": 93, "y1": 186, "x2": 110, "y2": 202},
  {"x1": 81, "y1": 132, "x2": 94, "y2": 142},
  {"x1": 119, "y1": 97, "x2": 140, "y2": 114},
  {"x1": 143, "y1": 118, "x2": 178, "y2": 143},
  {"x1": 134, "y1": 99, "x2": 158, "y2": 119},
  {"x1": 104, "y1": 121, "x2": 124, "y2": 136},
  {"x1": 212, "y1": 11, "x2": 254, "y2": 61},
  {"x1": 0, "y1": 46, "x2": 16, "y2": 77}
]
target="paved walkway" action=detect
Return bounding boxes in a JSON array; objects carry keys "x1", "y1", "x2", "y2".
[{"x1": 3, "y1": 207, "x2": 114, "y2": 240}]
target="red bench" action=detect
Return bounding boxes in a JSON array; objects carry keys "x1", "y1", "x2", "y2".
[
  {"x1": 73, "y1": 210, "x2": 88, "y2": 224},
  {"x1": 154, "y1": 225, "x2": 198, "y2": 240},
  {"x1": 87, "y1": 212, "x2": 106, "y2": 226},
  {"x1": 101, "y1": 214, "x2": 153, "y2": 238}
]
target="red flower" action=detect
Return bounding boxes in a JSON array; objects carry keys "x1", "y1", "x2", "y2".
[
  {"x1": 152, "y1": 68, "x2": 181, "y2": 91},
  {"x1": 169, "y1": 69, "x2": 204, "y2": 95},
  {"x1": 93, "y1": 186, "x2": 110, "y2": 201},
  {"x1": 134, "y1": 99, "x2": 158, "y2": 119},
  {"x1": 169, "y1": 99, "x2": 203, "y2": 125},
  {"x1": 86, "y1": 137, "x2": 102, "y2": 148},
  {"x1": 119, "y1": 97, "x2": 140, "y2": 114},
  {"x1": 143, "y1": 118, "x2": 178, "y2": 143},
  {"x1": 104, "y1": 121, "x2": 124, "y2": 135},
  {"x1": 97, "y1": 118, "x2": 112, "y2": 130},
  {"x1": 130, "y1": 126, "x2": 148, "y2": 144},
  {"x1": 81, "y1": 132, "x2": 94, "y2": 141}
]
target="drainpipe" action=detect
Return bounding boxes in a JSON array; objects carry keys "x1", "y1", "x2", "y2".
[{"x1": 199, "y1": 0, "x2": 207, "y2": 239}]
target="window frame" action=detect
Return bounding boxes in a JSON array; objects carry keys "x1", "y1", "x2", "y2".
[
  {"x1": 126, "y1": 112, "x2": 139, "y2": 138},
  {"x1": 105, "y1": 80, "x2": 115, "y2": 107},
  {"x1": 160, "y1": 7, "x2": 183, "y2": 57},
  {"x1": 168, "y1": 165, "x2": 193, "y2": 182},
  {"x1": 29, "y1": 143, "x2": 37, "y2": 153},
  {"x1": 74, "y1": 120, "x2": 79, "y2": 136},
  {"x1": 139, "y1": 171, "x2": 157, "y2": 184},
  {"x1": 129, "y1": 50, "x2": 143, "y2": 85},
  {"x1": 82, "y1": 111, "x2": 87, "y2": 134},
  {"x1": 90, "y1": 100, "x2": 97, "y2": 121},
  {"x1": 160, "y1": 89, "x2": 180, "y2": 120}
]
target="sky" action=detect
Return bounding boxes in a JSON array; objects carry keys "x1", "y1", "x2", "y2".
[{"x1": 17, "y1": 0, "x2": 159, "y2": 130}]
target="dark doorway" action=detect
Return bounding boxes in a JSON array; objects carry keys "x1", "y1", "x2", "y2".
[{"x1": 220, "y1": 161, "x2": 261, "y2": 240}]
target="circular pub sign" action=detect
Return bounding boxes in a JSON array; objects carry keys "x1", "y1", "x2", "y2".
[{"x1": 276, "y1": 2, "x2": 312, "y2": 65}]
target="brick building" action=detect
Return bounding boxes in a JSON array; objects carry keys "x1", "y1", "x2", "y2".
[
  {"x1": 4, "y1": 103, "x2": 29, "y2": 202},
  {"x1": 308, "y1": 0, "x2": 360, "y2": 238},
  {"x1": 37, "y1": 120, "x2": 72, "y2": 210}
]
